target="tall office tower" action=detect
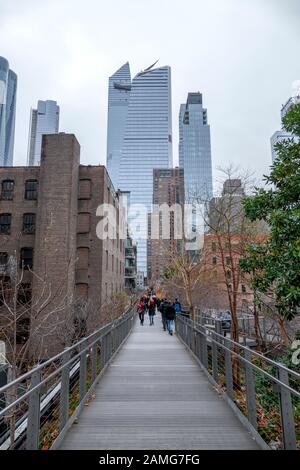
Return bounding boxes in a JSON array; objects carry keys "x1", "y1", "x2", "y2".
[
  {"x1": 271, "y1": 94, "x2": 300, "y2": 162},
  {"x1": 147, "y1": 168, "x2": 184, "y2": 282},
  {"x1": 106, "y1": 62, "x2": 131, "y2": 189},
  {"x1": 0, "y1": 56, "x2": 17, "y2": 166},
  {"x1": 179, "y1": 92, "x2": 213, "y2": 203},
  {"x1": 27, "y1": 100, "x2": 60, "y2": 166},
  {"x1": 118, "y1": 64, "x2": 173, "y2": 278}
]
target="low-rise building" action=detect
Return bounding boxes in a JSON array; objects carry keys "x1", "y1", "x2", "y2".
[
  {"x1": 0, "y1": 133, "x2": 125, "y2": 357},
  {"x1": 124, "y1": 231, "x2": 137, "y2": 291}
]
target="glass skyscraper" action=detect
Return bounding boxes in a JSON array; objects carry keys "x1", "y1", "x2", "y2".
[
  {"x1": 106, "y1": 62, "x2": 131, "y2": 189},
  {"x1": 179, "y1": 92, "x2": 213, "y2": 203},
  {"x1": 118, "y1": 64, "x2": 173, "y2": 276},
  {"x1": 27, "y1": 100, "x2": 60, "y2": 166},
  {"x1": 270, "y1": 94, "x2": 300, "y2": 162},
  {"x1": 0, "y1": 56, "x2": 17, "y2": 167}
]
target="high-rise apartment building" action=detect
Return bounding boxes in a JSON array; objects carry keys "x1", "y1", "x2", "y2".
[
  {"x1": 117, "y1": 64, "x2": 173, "y2": 277},
  {"x1": 271, "y1": 94, "x2": 300, "y2": 162},
  {"x1": 27, "y1": 100, "x2": 59, "y2": 166},
  {"x1": 0, "y1": 56, "x2": 17, "y2": 167},
  {"x1": 106, "y1": 63, "x2": 131, "y2": 189},
  {"x1": 179, "y1": 92, "x2": 212, "y2": 203},
  {"x1": 147, "y1": 168, "x2": 184, "y2": 282}
]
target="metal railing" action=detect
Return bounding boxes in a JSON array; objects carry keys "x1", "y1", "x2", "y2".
[
  {"x1": 176, "y1": 315, "x2": 300, "y2": 450},
  {"x1": 0, "y1": 308, "x2": 135, "y2": 450},
  {"x1": 193, "y1": 307, "x2": 283, "y2": 345}
]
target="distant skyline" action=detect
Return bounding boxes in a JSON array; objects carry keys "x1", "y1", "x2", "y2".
[
  {"x1": 118, "y1": 64, "x2": 172, "y2": 275},
  {"x1": 179, "y1": 92, "x2": 213, "y2": 203},
  {"x1": 1, "y1": 0, "x2": 300, "y2": 187},
  {"x1": 27, "y1": 99, "x2": 60, "y2": 165},
  {"x1": 0, "y1": 56, "x2": 17, "y2": 166},
  {"x1": 106, "y1": 62, "x2": 131, "y2": 189}
]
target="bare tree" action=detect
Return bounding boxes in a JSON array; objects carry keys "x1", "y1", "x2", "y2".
[
  {"x1": 199, "y1": 166, "x2": 265, "y2": 342},
  {"x1": 0, "y1": 252, "x2": 75, "y2": 447}
]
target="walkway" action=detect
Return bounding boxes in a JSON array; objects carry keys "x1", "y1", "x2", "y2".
[{"x1": 60, "y1": 316, "x2": 259, "y2": 450}]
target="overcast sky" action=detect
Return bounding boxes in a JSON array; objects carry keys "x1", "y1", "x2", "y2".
[{"x1": 1, "y1": 0, "x2": 300, "y2": 184}]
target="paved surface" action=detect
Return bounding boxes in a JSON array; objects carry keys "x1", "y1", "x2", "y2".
[{"x1": 60, "y1": 316, "x2": 259, "y2": 450}]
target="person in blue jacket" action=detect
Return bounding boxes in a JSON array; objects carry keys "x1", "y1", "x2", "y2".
[{"x1": 173, "y1": 298, "x2": 182, "y2": 315}]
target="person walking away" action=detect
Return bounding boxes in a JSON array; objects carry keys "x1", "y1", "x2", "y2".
[
  {"x1": 159, "y1": 298, "x2": 168, "y2": 331},
  {"x1": 165, "y1": 302, "x2": 176, "y2": 335},
  {"x1": 173, "y1": 298, "x2": 182, "y2": 316},
  {"x1": 137, "y1": 298, "x2": 145, "y2": 326},
  {"x1": 143, "y1": 295, "x2": 149, "y2": 315},
  {"x1": 148, "y1": 296, "x2": 156, "y2": 325},
  {"x1": 155, "y1": 296, "x2": 161, "y2": 311}
]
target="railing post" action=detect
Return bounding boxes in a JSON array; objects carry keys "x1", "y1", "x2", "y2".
[
  {"x1": 215, "y1": 320, "x2": 223, "y2": 345},
  {"x1": 262, "y1": 317, "x2": 267, "y2": 345},
  {"x1": 59, "y1": 348, "x2": 71, "y2": 431},
  {"x1": 224, "y1": 339, "x2": 234, "y2": 400},
  {"x1": 201, "y1": 330, "x2": 208, "y2": 370},
  {"x1": 91, "y1": 342, "x2": 97, "y2": 384},
  {"x1": 244, "y1": 349, "x2": 257, "y2": 430},
  {"x1": 212, "y1": 332, "x2": 218, "y2": 383},
  {"x1": 79, "y1": 340, "x2": 87, "y2": 402},
  {"x1": 278, "y1": 365, "x2": 297, "y2": 450},
  {"x1": 99, "y1": 337, "x2": 103, "y2": 371},
  {"x1": 26, "y1": 369, "x2": 41, "y2": 450},
  {"x1": 242, "y1": 318, "x2": 246, "y2": 336}
]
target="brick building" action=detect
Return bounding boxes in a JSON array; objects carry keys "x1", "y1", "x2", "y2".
[
  {"x1": 0, "y1": 133, "x2": 125, "y2": 357},
  {"x1": 147, "y1": 168, "x2": 184, "y2": 283},
  {"x1": 198, "y1": 233, "x2": 253, "y2": 311}
]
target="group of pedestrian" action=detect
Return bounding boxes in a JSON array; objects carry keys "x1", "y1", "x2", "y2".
[
  {"x1": 137, "y1": 291, "x2": 160, "y2": 326},
  {"x1": 136, "y1": 293, "x2": 182, "y2": 336},
  {"x1": 158, "y1": 297, "x2": 182, "y2": 336}
]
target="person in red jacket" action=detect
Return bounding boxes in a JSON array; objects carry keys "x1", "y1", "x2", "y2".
[{"x1": 137, "y1": 298, "x2": 146, "y2": 326}]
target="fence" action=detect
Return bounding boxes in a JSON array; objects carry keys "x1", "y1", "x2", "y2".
[
  {"x1": 194, "y1": 308, "x2": 283, "y2": 345},
  {"x1": 176, "y1": 314, "x2": 300, "y2": 450},
  {"x1": 0, "y1": 308, "x2": 135, "y2": 450}
]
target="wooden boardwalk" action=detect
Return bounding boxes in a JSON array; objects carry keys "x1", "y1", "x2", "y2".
[{"x1": 60, "y1": 317, "x2": 259, "y2": 450}]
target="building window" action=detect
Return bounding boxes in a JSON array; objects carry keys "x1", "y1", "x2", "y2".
[
  {"x1": 25, "y1": 180, "x2": 38, "y2": 200},
  {"x1": 0, "y1": 252, "x2": 8, "y2": 269},
  {"x1": 17, "y1": 283, "x2": 32, "y2": 305},
  {"x1": 212, "y1": 256, "x2": 217, "y2": 266},
  {"x1": 242, "y1": 285, "x2": 246, "y2": 294},
  {"x1": 0, "y1": 213, "x2": 11, "y2": 234},
  {"x1": 211, "y1": 241, "x2": 216, "y2": 252},
  {"x1": 226, "y1": 256, "x2": 231, "y2": 266},
  {"x1": 20, "y1": 248, "x2": 33, "y2": 270},
  {"x1": 226, "y1": 270, "x2": 231, "y2": 280},
  {"x1": 77, "y1": 247, "x2": 89, "y2": 269},
  {"x1": 78, "y1": 179, "x2": 91, "y2": 199},
  {"x1": 1, "y1": 180, "x2": 14, "y2": 200},
  {"x1": 23, "y1": 213, "x2": 36, "y2": 234},
  {"x1": 77, "y1": 213, "x2": 90, "y2": 233},
  {"x1": 75, "y1": 283, "x2": 88, "y2": 300},
  {"x1": 16, "y1": 317, "x2": 30, "y2": 344}
]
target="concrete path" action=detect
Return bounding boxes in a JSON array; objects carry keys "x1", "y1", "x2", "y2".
[{"x1": 60, "y1": 316, "x2": 259, "y2": 450}]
